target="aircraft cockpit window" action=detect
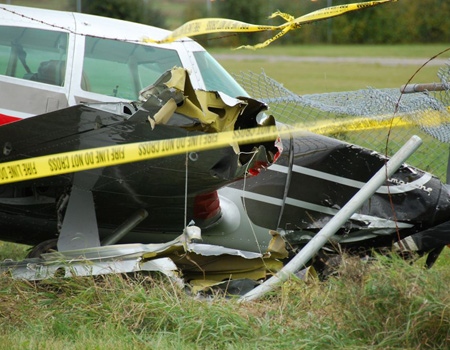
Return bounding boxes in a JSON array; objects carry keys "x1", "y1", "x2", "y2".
[
  {"x1": 193, "y1": 51, "x2": 248, "y2": 98},
  {"x1": 82, "y1": 37, "x2": 183, "y2": 100},
  {"x1": 0, "y1": 26, "x2": 68, "y2": 86}
]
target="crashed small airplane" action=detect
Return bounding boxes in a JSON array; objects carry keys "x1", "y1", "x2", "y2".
[
  {"x1": 0, "y1": 2, "x2": 449, "y2": 293},
  {"x1": 0, "y1": 6, "x2": 280, "y2": 252}
]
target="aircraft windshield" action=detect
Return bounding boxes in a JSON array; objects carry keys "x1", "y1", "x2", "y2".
[
  {"x1": 193, "y1": 51, "x2": 248, "y2": 98},
  {"x1": 82, "y1": 37, "x2": 183, "y2": 100}
]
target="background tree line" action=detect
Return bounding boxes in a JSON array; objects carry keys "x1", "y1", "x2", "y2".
[{"x1": 81, "y1": 0, "x2": 450, "y2": 46}]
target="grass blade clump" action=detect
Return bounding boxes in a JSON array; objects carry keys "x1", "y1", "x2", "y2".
[{"x1": 1, "y1": 252, "x2": 450, "y2": 349}]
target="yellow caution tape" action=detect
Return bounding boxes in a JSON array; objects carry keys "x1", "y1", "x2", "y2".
[
  {"x1": 308, "y1": 115, "x2": 411, "y2": 134},
  {"x1": 143, "y1": 0, "x2": 397, "y2": 49},
  {"x1": 0, "y1": 110, "x2": 421, "y2": 186},
  {"x1": 303, "y1": 108, "x2": 450, "y2": 135},
  {"x1": 0, "y1": 125, "x2": 285, "y2": 185}
]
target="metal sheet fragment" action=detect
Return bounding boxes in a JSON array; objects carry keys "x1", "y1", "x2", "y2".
[
  {"x1": 140, "y1": 67, "x2": 253, "y2": 141},
  {"x1": 1, "y1": 231, "x2": 286, "y2": 293}
]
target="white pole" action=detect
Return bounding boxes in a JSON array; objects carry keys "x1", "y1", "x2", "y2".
[{"x1": 240, "y1": 135, "x2": 423, "y2": 302}]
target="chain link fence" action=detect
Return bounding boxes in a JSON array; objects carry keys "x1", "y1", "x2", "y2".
[{"x1": 234, "y1": 63, "x2": 450, "y2": 182}]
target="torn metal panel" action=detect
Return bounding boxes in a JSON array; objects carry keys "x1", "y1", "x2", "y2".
[
  {"x1": 1, "y1": 255, "x2": 179, "y2": 281},
  {"x1": 1, "y1": 231, "x2": 285, "y2": 290},
  {"x1": 141, "y1": 67, "x2": 249, "y2": 133},
  {"x1": 3, "y1": 239, "x2": 187, "y2": 280},
  {"x1": 141, "y1": 232, "x2": 286, "y2": 283},
  {"x1": 163, "y1": 245, "x2": 283, "y2": 282},
  {"x1": 266, "y1": 230, "x2": 289, "y2": 259},
  {"x1": 148, "y1": 98, "x2": 178, "y2": 129}
]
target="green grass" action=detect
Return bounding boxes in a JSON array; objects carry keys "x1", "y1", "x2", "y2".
[
  {"x1": 0, "y1": 242, "x2": 29, "y2": 260},
  {"x1": 1, "y1": 254, "x2": 450, "y2": 349},
  {"x1": 218, "y1": 60, "x2": 441, "y2": 94},
  {"x1": 210, "y1": 43, "x2": 450, "y2": 59},
  {"x1": 211, "y1": 44, "x2": 450, "y2": 94}
]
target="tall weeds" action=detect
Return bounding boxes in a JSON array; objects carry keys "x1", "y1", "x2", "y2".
[{"x1": 1, "y1": 253, "x2": 450, "y2": 349}]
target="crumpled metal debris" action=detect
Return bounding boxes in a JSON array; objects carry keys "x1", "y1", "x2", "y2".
[
  {"x1": 0, "y1": 229, "x2": 289, "y2": 296},
  {"x1": 140, "y1": 66, "x2": 253, "y2": 132}
]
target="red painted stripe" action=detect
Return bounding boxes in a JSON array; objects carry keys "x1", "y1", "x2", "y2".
[{"x1": 0, "y1": 113, "x2": 22, "y2": 125}]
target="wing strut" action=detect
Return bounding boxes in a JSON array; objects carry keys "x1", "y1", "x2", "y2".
[{"x1": 57, "y1": 186, "x2": 100, "y2": 251}]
